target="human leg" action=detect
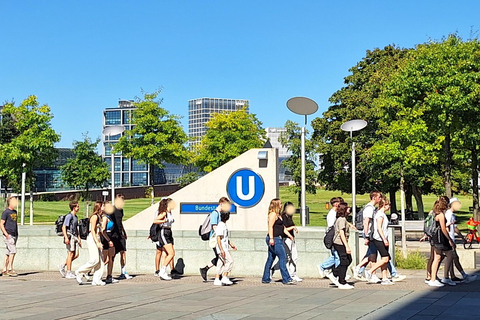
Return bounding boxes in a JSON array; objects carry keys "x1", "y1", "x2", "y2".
[{"x1": 262, "y1": 236, "x2": 277, "y2": 283}]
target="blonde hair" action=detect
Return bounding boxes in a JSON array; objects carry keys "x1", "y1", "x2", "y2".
[
  {"x1": 268, "y1": 198, "x2": 282, "y2": 217},
  {"x1": 379, "y1": 198, "x2": 390, "y2": 209}
]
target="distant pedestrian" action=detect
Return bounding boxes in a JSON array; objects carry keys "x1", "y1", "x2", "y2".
[
  {"x1": 153, "y1": 198, "x2": 177, "y2": 281},
  {"x1": 111, "y1": 194, "x2": 133, "y2": 279},
  {"x1": 318, "y1": 197, "x2": 341, "y2": 279},
  {"x1": 75, "y1": 201, "x2": 106, "y2": 286},
  {"x1": 272, "y1": 202, "x2": 302, "y2": 282},
  {"x1": 214, "y1": 210, "x2": 237, "y2": 286},
  {"x1": 199, "y1": 197, "x2": 232, "y2": 282},
  {"x1": 59, "y1": 200, "x2": 82, "y2": 279},
  {"x1": 332, "y1": 202, "x2": 354, "y2": 289},
  {"x1": 101, "y1": 202, "x2": 118, "y2": 284},
  {"x1": 1, "y1": 196, "x2": 19, "y2": 277},
  {"x1": 261, "y1": 198, "x2": 295, "y2": 285}
]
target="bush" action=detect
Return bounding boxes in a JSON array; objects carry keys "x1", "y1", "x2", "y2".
[
  {"x1": 395, "y1": 249, "x2": 427, "y2": 269},
  {"x1": 39, "y1": 193, "x2": 55, "y2": 201}
]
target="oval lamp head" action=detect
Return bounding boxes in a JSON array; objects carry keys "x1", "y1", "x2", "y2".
[
  {"x1": 286, "y1": 97, "x2": 318, "y2": 116},
  {"x1": 102, "y1": 125, "x2": 125, "y2": 136},
  {"x1": 340, "y1": 119, "x2": 367, "y2": 132}
]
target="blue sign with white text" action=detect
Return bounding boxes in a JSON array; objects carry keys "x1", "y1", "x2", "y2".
[
  {"x1": 180, "y1": 203, "x2": 237, "y2": 214},
  {"x1": 227, "y1": 169, "x2": 265, "y2": 208}
]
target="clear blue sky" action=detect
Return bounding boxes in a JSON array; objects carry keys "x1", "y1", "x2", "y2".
[{"x1": 1, "y1": 1, "x2": 479, "y2": 148}]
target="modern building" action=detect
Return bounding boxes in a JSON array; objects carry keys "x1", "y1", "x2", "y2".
[
  {"x1": 188, "y1": 97, "x2": 249, "y2": 145},
  {"x1": 265, "y1": 127, "x2": 291, "y2": 158},
  {"x1": 33, "y1": 148, "x2": 75, "y2": 192}
]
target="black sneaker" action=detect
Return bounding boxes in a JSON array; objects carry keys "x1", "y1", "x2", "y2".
[
  {"x1": 452, "y1": 277, "x2": 465, "y2": 283},
  {"x1": 199, "y1": 267, "x2": 208, "y2": 282},
  {"x1": 283, "y1": 280, "x2": 296, "y2": 285}
]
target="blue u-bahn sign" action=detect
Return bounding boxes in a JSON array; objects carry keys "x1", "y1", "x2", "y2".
[{"x1": 227, "y1": 169, "x2": 265, "y2": 208}]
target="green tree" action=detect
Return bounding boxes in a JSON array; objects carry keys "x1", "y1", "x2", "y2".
[
  {"x1": 176, "y1": 172, "x2": 200, "y2": 188},
  {"x1": 61, "y1": 134, "x2": 110, "y2": 200},
  {"x1": 279, "y1": 120, "x2": 317, "y2": 207},
  {"x1": 115, "y1": 89, "x2": 190, "y2": 203},
  {"x1": 0, "y1": 96, "x2": 60, "y2": 192},
  {"x1": 195, "y1": 109, "x2": 266, "y2": 173}
]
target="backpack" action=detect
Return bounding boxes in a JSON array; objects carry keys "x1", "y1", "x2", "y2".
[
  {"x1": 323, "y1": 224, "x2": 336, "y2": 249},
  {"x1": 55, "y1": 215, "x2": 66, "y2": 236},
  {"x1": 150, "y1": 224, "x2": 161, "y2": 242},
  {"x1": 78, "y1": 218, "x2": 90, "y2": 240},
  {"x1": 105, "y1": 215, "x2": 114, "y2": 232},
  {"x1": 199, "y1": 211, "x2": 215, "y2": 241},
  {"x1": 356, "y1": 203, "x2": 377, "y2": 232},
  {"x1": 424, "y1": 212, "x2": 438, "y2": 238}
]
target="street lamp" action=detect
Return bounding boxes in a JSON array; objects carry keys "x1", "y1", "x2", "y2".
[
  {"x1": 286, "y1": 97, "x2": 318, "y2": 227},
  {"x1": 102, "y1": 125, "x2": 125, "y2": 205},
  {"x1": 340, "y1": 119, "x2": 367, "y2": 224}
]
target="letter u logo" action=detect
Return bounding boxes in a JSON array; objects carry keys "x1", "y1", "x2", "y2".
[{"x1": 236, "y1": 176, "x2": 255, "y2": 201}]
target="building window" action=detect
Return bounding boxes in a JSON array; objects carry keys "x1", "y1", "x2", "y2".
[
  {"x1": 122, "y1": 158, "x2": 130, "y2": 171},
  {"x1": 114, "y1": 157, "x2": 121, "y2": 172},
  {"x1": 122, "y1": 173, "x2": 130, "y2": 187},
  {"x1": 132, "y1": 160, "x2": 147, "y2": 171},
  {"x1": 105, "y1": 110, "x2": 121, "y2": 125},
  {"x1": 115, "y1": 173, "x2": 121, "y2": 187},
  {"x1": 123, "y1": 110, "x2": 132, "y2": 124},
  {"x1": 132, "y1": 172, "x2": 147, "y2": 186}
]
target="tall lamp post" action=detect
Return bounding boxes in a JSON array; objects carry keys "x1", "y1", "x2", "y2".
[
  {"x1": 102, "y1": 126, "x2": 125, "y2": 206},
  {"x1": 340, "y1": 119, "x2": 367, "y2": 224},
  {"x1": 286, "y1": 97, "x2": 318, "y2": 227}
]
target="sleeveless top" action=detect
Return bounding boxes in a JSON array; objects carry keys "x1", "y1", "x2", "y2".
[
  {"x1": 272, "y1": 216, "x2": 284, "y2": 238},
  {"x1": 433, "y1": 216, "x2": 452, "y2": 251},
  {"x1": 160, "y1": 211, "x2": 174, "y2": 228}
]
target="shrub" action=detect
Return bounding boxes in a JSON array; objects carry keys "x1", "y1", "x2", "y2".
[{"x1": 395, "y1": 249, "x2": 427, "y2": 269}]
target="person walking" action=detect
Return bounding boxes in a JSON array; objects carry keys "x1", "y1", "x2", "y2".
[
  {"x1": 272, "y1": 202, "x2": 302, "y2": 282},
  {"x1": 1, "y1": 196, "x2": 19, "y2": 277},
  {"x1": 111, "y1": 194, "x2": 133, "y2": 280},
  {"x1": 154, "y1": 198, "x2": 177, "y2": 281},
  {"x1": 75, "y1": 201, "x2": 106, "y2": 286},
  {"x1": 318, "y1": 197, "x2": 341, "y2": 278},
  {"x1": 59, "y1": 200, "x2": 82, "y2": 279},
  {"x1": 214, "y1": 210, "x2": 237, "y2": 286},
  {"x1": 261, "y1": 198, "x2": 295, "y2": 285},
  {"x1": 101, "y1": 202, "x2": 118, "y2": 284},
  {"x1": 331, "y1": 202, "x2": 354, "y2": 289},
  {"x1": 200, "y1": 197, "x2": 232, "y2": 282}
]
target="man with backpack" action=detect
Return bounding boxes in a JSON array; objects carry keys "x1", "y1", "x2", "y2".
[
  {"x1": 59, "y1": 200, "x2": 82, "y2": 279},
  {"x1": 318, "y1": 197, "x2": 341, "y2": 279},
  {"x1": 199, "y1": 197, "x2": 231, "y2": 282}
]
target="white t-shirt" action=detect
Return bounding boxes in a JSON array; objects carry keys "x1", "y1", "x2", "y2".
[
  {"x1": 326, "y1": 209, "x2": 337, "y2": 228},
  {"x1": 161, "y1": 212, "x2": 175, "y2": 228},
  {"x1": 215, "y1": 221, "x2": 229, "y2": 254},
  {"x1": 363, "y1": 203, "x2": 375, "y2": 235},
  {"x1": 373, "y1": 209, "x2": 389, "y2": 242},
  {"x1": 445, "y1": 209, "x2": 456, "y2": 240}
]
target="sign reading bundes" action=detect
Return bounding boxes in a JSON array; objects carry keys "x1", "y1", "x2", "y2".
[{"x1": 180, "y1": 203, "x2": 237, "y2": 214}]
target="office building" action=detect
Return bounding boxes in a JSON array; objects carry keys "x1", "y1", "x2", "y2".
[
  {"x1": 34, "y1": 148, "x2": 75, "y2": 192},
  {"x1": 188, "y1": 97, "x2": 249, "y2": 145},
  {"x1": 265, "y1": 127, "x2": 293, "y2": 183}
]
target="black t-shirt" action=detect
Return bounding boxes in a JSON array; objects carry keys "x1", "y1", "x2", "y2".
[
  {"x1": 282, "y1": 214, "x2": 295, "y2": 238},
  {"x1": 1, "y1": 209, "x2": 18, "y2": 237},
  {"x1": 111, "y1": 207, "x2": 124, "y2": 238}
]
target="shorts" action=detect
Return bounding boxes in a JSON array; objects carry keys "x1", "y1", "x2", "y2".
[
  {"x1": 112, "y1": 237, "x2": 126, "y2": 254},
  {"x1": 364, "y1": 241, "x2": 378, "y2": 258},
  {"x1": 65, "y1": 234, "x2": 79, "y2": 252},
  {"x1": 3, "y1": 235, "x2": 17, "y2": 255},
  {"x1": 157, "y1": 228, "x2": 174, "y2": 248},
  {"x1": 100, "y1": 232, "x2": 114, "y2": 251},
  {"x1": 373, "y1": 239, "x2": 390, "y2": 258}
]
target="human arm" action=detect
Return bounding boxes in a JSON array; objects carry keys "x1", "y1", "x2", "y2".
[
  {"x1": 153, "y1": 212, "x2": 167, "y2": 224},
  {"x1": 377, "y1": 216, "x2": 388, "y2": 247},
  {"x1": 62, "y1": 225, "x2": 70, "y2": 245},
  {"x1": 347, "y1": 222, "x2": 357, "y2": 231},
  {"x1": 0, "y1": 219, "x2": 8, "y2": 238},
  {"x1": 283, "y1": 227, "x2": 294, "y2": 241},
  {"x1": 217, "y1": 234, "x2": 225, "y2": 258},
  {"x1": 339, "y1": 228, "x2": 351, "y2": 254},
  {"x1": 101, "y1": 216, "x2": 113, "y2": 248},
  {"x1": 363, "y1": 217, "x2": 371, "y2": 244},
  {"x1": 90, "y1": 215, "x2": 103, "y2": 249},
  {"x1": 229, "y1": 240, "x2": 237, "y2": 251},
  {"x1": 268, "y1": 213, "x2": 276, "y2": 245}
]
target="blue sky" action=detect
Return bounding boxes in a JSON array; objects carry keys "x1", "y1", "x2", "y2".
[{"x1": 1, "y1": 1, "x2": 479, "y2": 148}]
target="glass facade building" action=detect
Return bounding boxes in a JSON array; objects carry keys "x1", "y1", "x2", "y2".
[
  {"x1": 265, "y1": 127, "x2": 293, "y2": 183},
  {"x1": 188, "y1": 98, "x2": 249, "y2": 145}
]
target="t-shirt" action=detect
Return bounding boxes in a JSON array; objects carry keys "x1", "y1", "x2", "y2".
[
  {"x1": 161, "y1": 212, "x2": 175, "y2": 228},
  {"x1": 445, "y1": 209, "x2": 456, "y2": 240},
  {"x1": 63, "y1": 213, "x2": 79, "y2": 236},
  {"x1": 373, "y1": 209, "x2": 389, "y2": 242},
  {"x1": 1, "y1": 208, "x2": 18, "y2": 237},
  {"x1": 326, "y1": 209, "x2": 337, "y2": 228},
  {"x1": 362, "y1": 203, "x2": 375, "y2": 236},
  {"x1": 215, "y1": 221, "x2": 229, "y2": 253},
  {"x1": 282, "y1": 214, "x2": 295, "y2": 238},
  {"x1": 111, "y1": 207, "x2": 124, "y2": 238},
  {"x1": 333, "y1": 217, "x2": 349, "y2": 245},
  {"x1": 209, "y1": 209, "x2": 221, "y2": 237}
]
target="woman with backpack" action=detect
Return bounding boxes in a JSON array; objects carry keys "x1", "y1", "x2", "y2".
[
  {"x1": 75, "y1": 201, "x2": 106, "y2": 286},
  {"x1": 332, "y1": 202, "x2": 354, "y2": 289},
  {"x1": 101, "y1": 202, "x2": 118, "y2": 284},
  {"x1": 261, "y1": 198, "x2": 295, "y2": 285},
  {"x1": 153, "y1": 198, "x2": 177, "y2": 281}
]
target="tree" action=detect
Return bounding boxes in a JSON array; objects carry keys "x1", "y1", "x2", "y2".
[
  {"x1": 61, "y1": 134, "x2": 110, "y2": 200},
  {"x1": 195, "y1": 109, "x2": 266, "y2": 173},
  {"x1": 115, "y1": 89, "x2": 190, "y2": 204},
  {"x1": 176, "y1": 172, "x2": 200, "y2": 188},
  {"x1": 0, "y1": 96, "x2": 60, "y2": 193},
  {"x1": 279, "y1": 120, "x2": 317, "y2": 207}
]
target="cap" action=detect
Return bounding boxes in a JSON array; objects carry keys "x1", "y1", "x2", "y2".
[
  {"x1": 449, "y1": 197, "x2": 461, "y2": 205},
  {"x1": 391, "y1": 213, "x2": 398, "y2": 220}
]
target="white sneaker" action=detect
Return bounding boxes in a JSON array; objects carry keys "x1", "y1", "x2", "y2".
[
  {"x1": 65, "y1": 272, "x2": 76, "y2": 280},
  {"x1": 75, "y1": 271, "x2": 83, "y2": 285},
  {"x1": 391, "y1": 274, "x2": 407, "y2": 282},
  {"x1": 58, "y1": 264, "x2": 66, "y2": 277},
  {"x1": 442, "y1": 278, "x2": 457, "y2": 286},
  {"x1": 221, "y1": 277, "x2": 233, "y2": 285},
  {"x1": 345, "y1": 275, "x2": 351, "y2": 281},
  {"x1": 352, "y1": 266, "x2": 361, "y2": 280},
  {"x1": 370, "y1": 274, "x2": 381, "y2": 284},
  {"x1": 159, "y1": 271, "x2": 172, "y2": 281},
  {"x1": 428, "y1": 279, "x2": 445, "y2": 287},
  {"x1": 292, "y1": 275, "x2": 303, "y2": 282},
  {"x1": 365, "y1": 270, "x2": 372, "y2": 282},
  {"x1": 317, "y1": 265, "x2": 326, "y2": 278},
  {"x1": 214, "y1": 278, "x2": 222, "y2": 286},
  {"x1": 338, "y1": 283, "x2": 354, "y2": 290},
  {"x1": 326, "y1": 272, "x2": 340, "y2": 286},
  {"x1": 92, "y1": 281, "x2": 106, "y2": 286},
  {"x1": 381, "y1": 279, "x2": 394, "y2": 285},
  {"x1": 464, "y1": 274, "x2": 477, "y2": 283}
]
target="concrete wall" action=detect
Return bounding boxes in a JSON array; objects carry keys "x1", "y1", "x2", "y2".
[{"x1": 124, "y1": 148, "x2": 279, "y2": 231}]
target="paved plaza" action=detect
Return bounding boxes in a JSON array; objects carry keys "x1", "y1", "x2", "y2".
[{"x1": 1, "y1": 269, "x2": 479, "y2": 320}]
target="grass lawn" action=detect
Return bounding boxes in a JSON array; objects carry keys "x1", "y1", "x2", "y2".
[{"x1": 3, "y1": 188, "x2": 477, "y2": 233}]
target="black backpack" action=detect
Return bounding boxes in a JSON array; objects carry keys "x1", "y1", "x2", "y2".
[
  {"x1": 78, "y1": 218, "x2": 90, "y2": 240},
  {"x1": 355, "y1": 203, "x2": 377, "y2": 232},
  {"x1": 149, "y1": 224, "x2": 161, "y2": 242},
  {"x1": 55, "y1": 215, "x2": 66, "y2": 236},
  {"x1": 323, "y1": 224, "x2": 336, "y2": 249}
]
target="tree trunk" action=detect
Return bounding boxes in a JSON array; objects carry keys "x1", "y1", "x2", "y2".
[
  {"x1": 412, "y1": 184, "x2": 424, "y2": 219},
  {"x1": 389, "y1": 188, "x2": 397, "y2": 213},
  {"x1": 405, "y1": 183, "x2": 413, "y2": 213},
  {"x1": 472, "y1": 145, "x2": 479, "y2": 221},
  {"x1": 444, "y1": 130, "x2": 453, "y2": 198}
]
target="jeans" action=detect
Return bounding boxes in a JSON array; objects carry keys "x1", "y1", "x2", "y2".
[
  {"x1": 388, "y1": 260, "x2": 397, "y2": 277},
  {"x1": 262, "y1": 236, "x2": 292, "y2": 284},
  {"x1": 320, "y1": 248, "x2": 340, "y2": 270},
  {"x1": 272, "y1": 238, "x2": 298, "y2": 277}
]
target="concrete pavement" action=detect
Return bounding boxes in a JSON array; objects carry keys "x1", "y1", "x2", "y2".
[{"x1": 1, "y1": 269, "x2": 479, "y2": 320}]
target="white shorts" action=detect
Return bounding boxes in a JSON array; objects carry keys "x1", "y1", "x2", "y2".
[
  {"x1": 65, "y1": 234, "x2": 79, "y2": 253},
  {"x1": 3, "y1": 235, "x2": 17, "y2": 255}
]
